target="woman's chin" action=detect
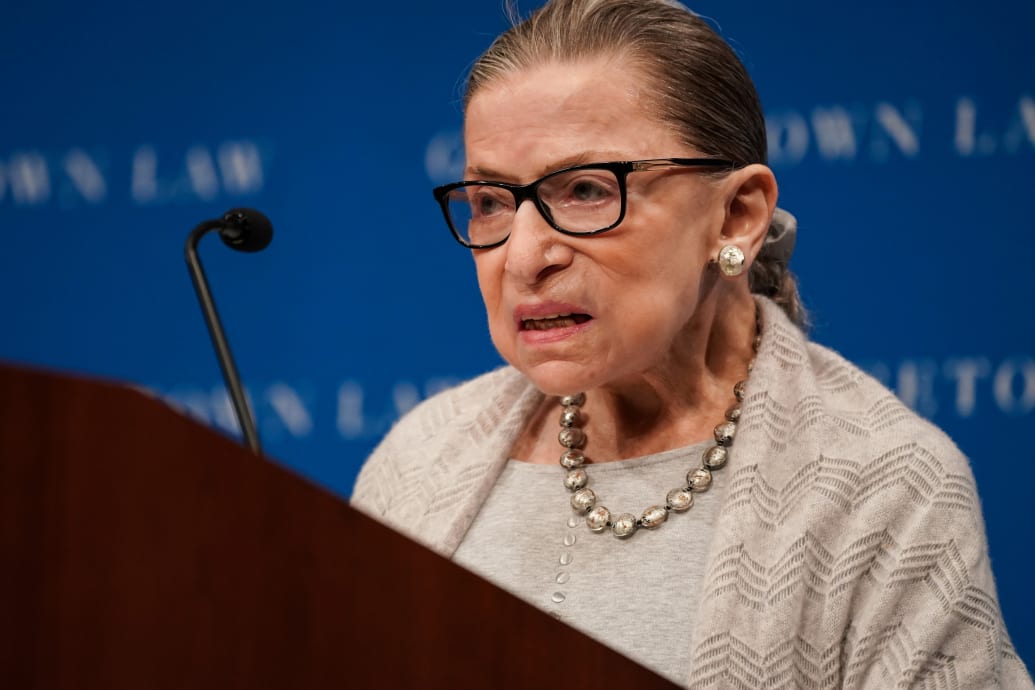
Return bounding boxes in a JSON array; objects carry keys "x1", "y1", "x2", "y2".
[{"x1": 516, "y1": 360, "x2": 604, "y2": 398}]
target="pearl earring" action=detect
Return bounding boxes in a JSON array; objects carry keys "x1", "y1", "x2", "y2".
[{"x1": 717, "y1": 245, "x2": 746, "y2": 277}]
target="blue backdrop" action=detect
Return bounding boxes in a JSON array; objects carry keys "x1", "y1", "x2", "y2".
[{"x1": 3, "y1": 0, "x2": 1032, "y2": 667}]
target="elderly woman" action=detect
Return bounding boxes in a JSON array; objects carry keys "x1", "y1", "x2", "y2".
[{"x1": 352, "y1": 0, "x2": 1031, "y2": 686}]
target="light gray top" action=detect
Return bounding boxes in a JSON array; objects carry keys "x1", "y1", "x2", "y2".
[{"x1": 454, "y1": 440, "x2": 719, "y2": 686}]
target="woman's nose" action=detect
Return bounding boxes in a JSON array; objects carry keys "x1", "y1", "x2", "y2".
[{"x1": 503, "y1": 201, "x2": 574, "y2": 285}]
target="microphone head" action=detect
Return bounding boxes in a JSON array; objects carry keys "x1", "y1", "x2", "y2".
[{"x1": 219, "y1": 208, "x2": 273, "y2": 252}]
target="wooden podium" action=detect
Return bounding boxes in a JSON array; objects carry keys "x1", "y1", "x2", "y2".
[{"x1": 0, "y1": 364, "x2": 678, "y2": 689}]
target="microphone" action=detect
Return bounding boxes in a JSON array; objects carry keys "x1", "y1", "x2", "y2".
[
  {"x1": 218, "y1": 207, "x2": 273, "y2": 253},
  {"x1": 184, "y1": 208, "x2": 273, "y2": 454}
]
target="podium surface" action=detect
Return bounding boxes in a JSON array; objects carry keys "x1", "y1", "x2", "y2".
[{"x1": 0, "y1": 363, "x2": 678, "y2": 689}]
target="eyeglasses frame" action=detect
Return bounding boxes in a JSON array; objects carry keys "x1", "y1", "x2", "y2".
[{"x1": 432, "y1": 157, "x2": 740, "y2": 249}]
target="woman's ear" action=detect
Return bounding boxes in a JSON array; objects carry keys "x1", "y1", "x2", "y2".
[{"x1": 715, "y1": 164, "x2": 779, "y2": 268}]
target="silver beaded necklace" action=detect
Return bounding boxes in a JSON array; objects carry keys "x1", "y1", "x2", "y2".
[{"x1": 559, "y1": 306, "x2": 761, "y2": 539}]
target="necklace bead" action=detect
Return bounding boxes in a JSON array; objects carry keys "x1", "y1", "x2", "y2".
[
  {"x1": 571, "y1": 488, "x2": 596, "y2": 513},
  {"x1": 561, "y1": 393, "x2": 586, "y2": 407},
  {"x1": 641, "y1": 505, "x2": 668, "y2": 529},
  {"x1": 666, "y1": 488, "x2": 694, "y2": 511},
  {"x1": 611, "y1": 513, "x2": 638, "y2": 538},
  {"x1": 687, "y1": 467, "x2": 712, "y2": 492},
  {"x1": 560, "y1": 449, "x2": 585, "y2": 469},
  {"x1": 702, "y1": 446, "x2": 728, "y2": 470},
  {"x1": 558, "y1": 427, "x2": 586, "y2": 449},
  {"x1": 586, "y1": 506, "x2": 611, "y2": 531},
  {"x1": 713, "y1": 420, "x2": 737, "y2": 445},
  {"x1": 564, "y1": 468, "x2": 588, "y2": 491}
]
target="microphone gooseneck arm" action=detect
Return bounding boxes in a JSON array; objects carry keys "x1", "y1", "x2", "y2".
[{"x1": 185, "y1": 218, "x2": 263, "y2": 455}]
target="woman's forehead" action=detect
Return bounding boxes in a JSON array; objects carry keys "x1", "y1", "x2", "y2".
[{"x1": 462, "y1": 60, "x2": 680, "y2": 180}]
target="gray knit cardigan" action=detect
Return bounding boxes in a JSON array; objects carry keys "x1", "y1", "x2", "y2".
[{"x1": 352, "y1": 298, "x2": 1032, "y2": 688}]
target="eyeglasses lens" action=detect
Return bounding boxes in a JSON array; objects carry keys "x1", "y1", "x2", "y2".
[{"x1": 446, "y1": 167, "x2": 623, "y2": 245}]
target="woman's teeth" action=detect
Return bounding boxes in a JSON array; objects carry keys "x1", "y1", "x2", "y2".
[{"x1": 522, "y1": 313, "x2": 590, "y2": 330}]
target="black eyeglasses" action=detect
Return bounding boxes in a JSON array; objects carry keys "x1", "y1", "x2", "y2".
[{"x1": 432, "y1": 157, "x2": 739, "y2": 249}]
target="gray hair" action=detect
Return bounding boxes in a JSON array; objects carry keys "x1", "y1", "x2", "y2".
[{"x1": 464, "y1": 0, "x2": 808, "y2": 329}]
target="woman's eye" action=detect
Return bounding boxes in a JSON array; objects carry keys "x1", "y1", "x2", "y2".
[
  {"x1": 571, "y1": 181, "x2": 609, "y2": 201},
  {"x1": 471, "y1": 190, "x2": 510, "y2": 217},
  {"x1": 477, "y1": 197, "x2": 501, "y2": 215},
  {"x1": 563, "y1": 176, "x2": 617, "y2": 204}
]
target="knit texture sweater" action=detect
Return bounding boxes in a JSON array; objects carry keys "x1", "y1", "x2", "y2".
[{"x1": 352, "y1": 298, "x2": 1032, "y2": 688}]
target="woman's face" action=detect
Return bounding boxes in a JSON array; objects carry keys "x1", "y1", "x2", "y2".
[{"x1": 463, "y1": 57, "x2": 729, "y2": 396}]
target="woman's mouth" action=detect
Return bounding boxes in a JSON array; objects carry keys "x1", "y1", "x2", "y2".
[{"x1": 520, "y1": 313, "x2": 593, "y2": 331}]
